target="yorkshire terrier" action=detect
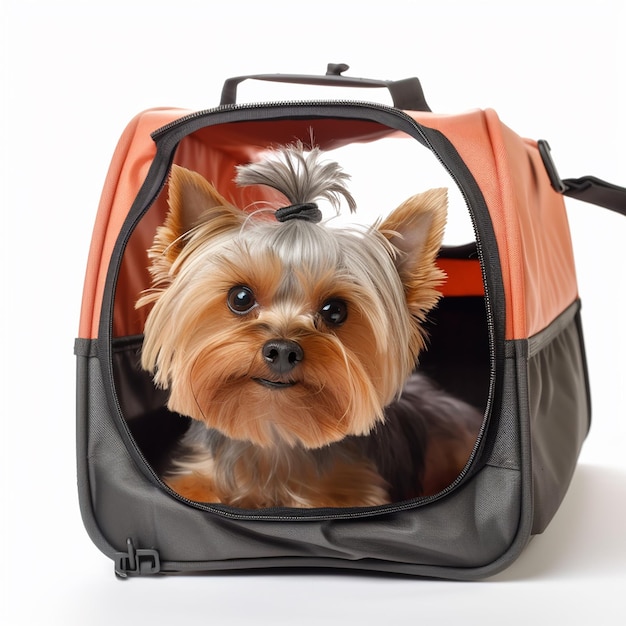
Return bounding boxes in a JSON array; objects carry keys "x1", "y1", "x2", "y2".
[{"x1": 137, "y1": 143, "x2": 483, "y2": 508}]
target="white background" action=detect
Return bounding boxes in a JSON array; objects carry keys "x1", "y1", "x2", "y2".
[{"x1": 2, "y1": 1, "x2": 625, "y2": 624}]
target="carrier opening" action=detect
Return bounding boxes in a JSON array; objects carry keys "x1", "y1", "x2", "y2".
[{"x1": 110, "y1": 117, "x2": 491, "y2": 509}]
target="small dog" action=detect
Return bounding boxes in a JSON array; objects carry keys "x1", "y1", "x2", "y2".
[{"x1": 137, "y1": 143, "x2": 483, "y2": 508}]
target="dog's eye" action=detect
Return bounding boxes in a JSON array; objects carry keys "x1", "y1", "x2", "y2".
[
  {"x1": 319, "y1": 299, "x2": 348, "y2": 326},
  {"x1": 227, "y1": 286, "x2": 257, "y2": 314}
]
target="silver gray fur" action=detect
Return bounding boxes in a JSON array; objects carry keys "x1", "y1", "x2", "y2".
[{"x1": 235, "y1": 142, "x2": 357, "y2": 214}]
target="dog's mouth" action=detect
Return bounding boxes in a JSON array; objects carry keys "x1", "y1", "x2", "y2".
[{"x1": 253, "y1": 377, "x2": 298, "y2": 390}]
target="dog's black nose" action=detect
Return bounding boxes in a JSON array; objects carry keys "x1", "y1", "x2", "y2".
[{"x1": 262, "y1": 339, "x2": 304, "y2": 375}]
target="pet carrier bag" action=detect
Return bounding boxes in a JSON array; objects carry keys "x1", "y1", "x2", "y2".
[{"x1": 75, "y1": 64, "x2": 626, "y2": 579}]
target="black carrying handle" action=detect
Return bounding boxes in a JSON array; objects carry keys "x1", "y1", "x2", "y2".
[
  {"x1": 220, "y1": 63, "x2": 431, "y2": 111},
  {"x1": 538, "y1": 140, "x2": 626, "y2": 217}
]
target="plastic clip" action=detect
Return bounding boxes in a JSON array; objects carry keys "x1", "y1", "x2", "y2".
[
  {"x1": 114, "y1": 538, "x2": 161, "y2": 579},
  {"x1": 538, "y1": 139, "x2": 566, "y2": 194}
]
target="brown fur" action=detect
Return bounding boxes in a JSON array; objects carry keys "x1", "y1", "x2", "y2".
[{"x1": 137, "y1": 148, "x2": 482, "y2": 508}]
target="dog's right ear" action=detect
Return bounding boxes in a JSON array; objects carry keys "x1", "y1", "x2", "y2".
[
  {"x1": 150, "y1": 165, "x2": 244, "y2": 268},
  {"x1": 167, "y1": 165, "x2": 242, "y2": 236},
  {"x1": 136, "y1": 167, "x2": 245, "y2": 305}
]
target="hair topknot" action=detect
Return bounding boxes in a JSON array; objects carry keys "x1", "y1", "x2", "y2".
[{"x1": 234, "y1": 141, "x2": 357, "y2": 221}]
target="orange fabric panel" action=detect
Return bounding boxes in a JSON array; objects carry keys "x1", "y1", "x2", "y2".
[
  {"x1": 500, "y1": 129, "x2": 579, "y2": 339},
  {"x1": 407, "y1": 110, "x2": 578, "y2": 339},
  {"x1": 438, "y1": 259, "x2": 484, "y2": 297},
  {"x1": 182, "y1": 119, "x2": 396, "y2": 206},
  {"x1": 78, "y1": 108, "x2": 191, "y2": 338},
  {"x1": 80, "y1": 107, "x2": 578, "y2": 341}
]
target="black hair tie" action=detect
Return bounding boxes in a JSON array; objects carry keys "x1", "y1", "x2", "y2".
[{"x1": 275, "y1": 202, "x2": 322, "y2": 223}]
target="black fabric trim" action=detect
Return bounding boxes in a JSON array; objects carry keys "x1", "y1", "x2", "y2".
[{"x1": 74, "y1": 337, "x2": 97, "y2": 357}]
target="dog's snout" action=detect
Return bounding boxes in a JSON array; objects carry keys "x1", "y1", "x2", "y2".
[{"x1": 262, "y1": 339, "x2": 304, "y2": 375}]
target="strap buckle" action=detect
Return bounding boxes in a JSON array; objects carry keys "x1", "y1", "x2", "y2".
[{"x1": 538, "y1": 139, "x2": 566, "y2": 193}]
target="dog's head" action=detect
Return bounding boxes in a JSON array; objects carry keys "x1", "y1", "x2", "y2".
[{"x1": 137, "y1": 145, "x2": 447, "y2": 449}]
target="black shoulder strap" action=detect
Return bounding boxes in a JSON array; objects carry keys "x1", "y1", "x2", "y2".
[
  {"x1": 538, "y1": 140, "x2": 626, "y2": 217},
  {"x1": 561, "y1": 176, "x2": 626, "y2": 217}
]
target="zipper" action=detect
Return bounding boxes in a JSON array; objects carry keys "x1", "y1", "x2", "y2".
[
  {"x1": 151, "y1": 99, "x2": 411, "y2": 140},
  {"x1": 102, "y1": 99, "x2": 501, "y2": 522}
]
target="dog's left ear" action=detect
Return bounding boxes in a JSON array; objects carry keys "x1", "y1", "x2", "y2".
[{"x1": 378, "y1": 188, "x2": 448, "y2": 318}]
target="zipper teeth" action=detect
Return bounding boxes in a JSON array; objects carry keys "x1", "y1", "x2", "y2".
[
  {"x1": 151, "y1": 99, "x2": 406, "y2": 139},
  {"x1": 121, "y1": 99, "x2": 497, "y2": 522}
]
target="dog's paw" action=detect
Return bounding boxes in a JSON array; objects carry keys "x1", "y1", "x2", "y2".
[{"x1": 165, "y1": 474, "x2": 221, "y2": 503}]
